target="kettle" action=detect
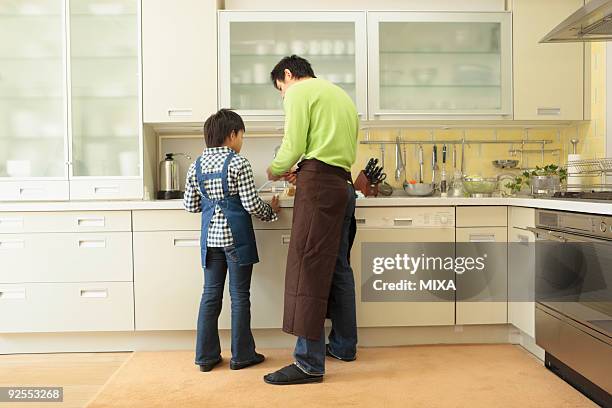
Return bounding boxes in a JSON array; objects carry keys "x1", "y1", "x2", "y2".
[{"x1": 157, "y1": 153, "x2": 191, "y2": 200}]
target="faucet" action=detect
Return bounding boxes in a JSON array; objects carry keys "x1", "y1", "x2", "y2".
[{"x1": 257, "y1": 145, "x2": 287, "y2": 193}]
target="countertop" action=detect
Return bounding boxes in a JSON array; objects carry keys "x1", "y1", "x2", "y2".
[{"x1": 1, "y1": 195, "x2": 612, "y2": 215}]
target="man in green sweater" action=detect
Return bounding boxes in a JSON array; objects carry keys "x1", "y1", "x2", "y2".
[{"x1": 263, "y1": 55, "x2": 359, "y2": 385}]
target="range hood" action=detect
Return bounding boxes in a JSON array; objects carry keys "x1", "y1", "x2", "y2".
[{"x1": 541, "y1": 0, "x2": 612, "y2": 43}]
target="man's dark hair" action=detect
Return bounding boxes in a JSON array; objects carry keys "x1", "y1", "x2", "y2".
[
  {"x1": 203, "y1": 109, "x2": 245, "y2": 148},
  {"x1": 270, "y1": 55, "x2": 316, "y2": 89}
]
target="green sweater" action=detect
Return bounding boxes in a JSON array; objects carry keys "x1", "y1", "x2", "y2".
[{"x1": 270, "y1": 78, "x2": 359, "y2": 175}]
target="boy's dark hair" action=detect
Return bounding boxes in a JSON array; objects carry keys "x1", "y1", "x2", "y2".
[
  {"x1": 270, "y1": 55, "x2": 316, "y2": 89},
  {"x1": 203, "y1": 109, "x2": 245, "y2": 147}
]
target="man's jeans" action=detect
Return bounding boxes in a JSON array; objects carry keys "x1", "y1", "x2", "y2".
[
  {"x1": 195, "y1": 245, "x2": 257, "y2": 365},
  {"x1": 294, "y1": 183, "x2": 358, "y2": 375}
]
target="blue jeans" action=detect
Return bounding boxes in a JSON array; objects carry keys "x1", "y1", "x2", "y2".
[
  {"x1": 294, "y1": 183, "x2": 358, "y2": 375},
  {"x1": 195, "y1": 245, "x2": 257, "y2": 365}
]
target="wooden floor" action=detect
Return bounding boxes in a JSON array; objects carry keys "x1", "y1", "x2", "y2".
[{"x1": 0, "y1": 352, "x2": 131, "y2": 408}]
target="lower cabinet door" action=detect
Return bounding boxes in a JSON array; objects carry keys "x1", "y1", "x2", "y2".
[
  {"x1": 0, "y1": 282, "x2": 134, "y2": 333},
  {"x1": 352, "y1": 228, "x2": 456, "y2": 327},
  {"x1": 133, "y1": 229, "x2": 291, "y2": 331},
  {"x1": 0, "y1": 232, "x2": 133, "y2": 283},
  {"x1": 455, "y1": 227, "x2": 508, "y2": 325}
]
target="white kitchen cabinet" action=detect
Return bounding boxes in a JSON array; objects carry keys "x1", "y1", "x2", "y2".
[
  {"x1": 513, "y1": 0, "x2": 585, "y2": 121},
  {"x1": 351, "y1": 207, "x2": 456, "y2": 327},
  {"x1": 508, "y1": 206, "x2": 536, "y2": 337},
  {"x1": 455, "y1": 227, "x2": 507, "y2": 325},
  {"x1": 142, "y1": 0, "x2": 218, "y2": 123},
  {"x1": 0, "y1": 210, "x2": 131, "y2": 233},
  {"x1": 367, "y1": 11, "x2": 512, "y2": 120},
  {"x1": 0, "y1": 281, "x2": 134, "y2": 333},
  {"x1": 218, "y1": 11, "x2": 367, "y2": 121},
  {"x1": 68, "y1": 0, "x2": 143, "y2": 199},
  {"x1": 133, "y1": 227, "x2": 290, "y2": 331},
  {"x1": 0, "y1": 0, "x2": 69, "y2": 201}
]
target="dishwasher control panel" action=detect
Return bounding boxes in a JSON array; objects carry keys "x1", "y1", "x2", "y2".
[{"x1": 355, "y1": 208, "x2": 455, "y2": 228}]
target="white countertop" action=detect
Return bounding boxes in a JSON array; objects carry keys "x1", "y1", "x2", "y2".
[{"x1": 1, "y1": 195, "x2": 612, "y2": 215}]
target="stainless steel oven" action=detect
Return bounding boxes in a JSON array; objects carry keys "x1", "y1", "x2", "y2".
[{"x1": 528, "y1": 209, "x2": 612, "y2": 407}]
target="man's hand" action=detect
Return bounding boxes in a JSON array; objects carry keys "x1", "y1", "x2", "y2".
[
  {"x1": 281, "y1": 170, "x2": 298, "y2": 185},
  {"x1": 267, "y1": 167, "x2": 281, "y2": 181},
  {"x1": 270, "y1": 195, "x2": 281, "y2": 213}
]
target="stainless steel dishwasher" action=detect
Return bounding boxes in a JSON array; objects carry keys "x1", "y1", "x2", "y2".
[{"x1": 528, "y1": 209, "x2": 612, "y2": 407}]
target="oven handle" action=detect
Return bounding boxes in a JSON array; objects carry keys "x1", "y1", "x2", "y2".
[{"x1": 525, "y1": 226, "x2": 568, "y2": 242}]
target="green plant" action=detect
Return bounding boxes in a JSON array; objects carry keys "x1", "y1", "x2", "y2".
[{"x1": 504, "y1": 164, "x2": 567, "y2": 194}]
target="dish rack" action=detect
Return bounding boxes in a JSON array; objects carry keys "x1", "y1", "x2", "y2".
[{"x1": 566, "y1": 157, "x2": 612, "y2": 191}]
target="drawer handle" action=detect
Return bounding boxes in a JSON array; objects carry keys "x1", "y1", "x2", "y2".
[
  {"x1": 168, "y1": 109, "x2": 193, "y2": 117},
  {"x1": 536, "y1": 107, "x2": 561, "y2": 116},
  {"x1": 0, "y1": 240, "x2": 25, "y2": 249},
  {"x1": 355, "y1": 218, "x2": 366, "y2": 224},
  {"x1": 94, "y1": 186, "x2": 120, "y2": 194},
  {"x1": 78, "y1": 239, "x2": 106, "y2": 248},
  {"x1": 0, "y1": 288, "x2": 26, "y2": 300},
  {"x1": 394, "y1": 218, "x2": 413, "y2": 226},
  {"x1": 469, "y1": 234, "x2": 496, "y2": 242},
  {"x1": 173, "y1": 238, "x2": 200, "y2": 247},
  {"x1": 19, "y1": 187, "x2": 43, "y2": 196},
  {"x1": 77, "y1": 217, "x2": 105, "y2": 227},
  {"x1": 281, "y1": 235, "x2": 291, "y2": 245},
  {"x1": 0, "y1": 217, "x2": 24, "y2": 228},
  {"x1": 80, "y1": 289, "x2": 108, "y2": 298}
]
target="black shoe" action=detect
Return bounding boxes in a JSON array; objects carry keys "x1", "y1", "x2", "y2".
[
  {"x1": 263, "y1": 363, "x2": 323, "y2": 385},
  {"x1": 230, "y1": 353, "x2": 265, "y2": 370},
  {"x1": 326, "y1": 344, "x2": 356, "y2": 362},
  {"x1": 199, "y1": 357, "x2": 222, "y2": 372}
]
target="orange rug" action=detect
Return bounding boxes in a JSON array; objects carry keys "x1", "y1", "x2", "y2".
[{"x1": 87, "y1": 344, "x2": 596, "y2": 408}]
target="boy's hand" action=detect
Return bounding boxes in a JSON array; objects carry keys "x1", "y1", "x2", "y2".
[
  {"x1": 270, "y1": 195, "x2": 281, "y2": 213},
  {"x1": 267, "y1": 167, "x2": 281, "y2": 181}
]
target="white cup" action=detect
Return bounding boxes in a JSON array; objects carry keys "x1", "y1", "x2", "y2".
[
  {"x1": 308, "y1": 40, "x2": 321, "y2": 55},
  {"x1": 321, "y1": 40, "x2": 333, "y2": 55},
  {"x1": 333, "y1": 40, "x2": 346, "y2": 55},
  {"x1": 275, "y1": 41, "x2": 288, "y2": 55},
  {"x1": 253, "y1": 63, "x2": 267, "y2": 84},
  {"x1": 347, "y1": 40, "x2": 355, "y2": 55},
  {"x1": 291, "y1": 40, "x2": 307, "y2": 55}
]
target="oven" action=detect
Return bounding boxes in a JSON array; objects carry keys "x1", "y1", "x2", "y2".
[{"x1": 527, "y1": 209, "x2": 612, "y2": 407}]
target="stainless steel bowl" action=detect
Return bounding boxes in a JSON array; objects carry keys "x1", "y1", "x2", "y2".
[
  {"x1": 492, "y1": 159, "x2": 519, "y2": 169},
  {"x1": 403, "y1": 182, "x2": 434, "y2": 196}
]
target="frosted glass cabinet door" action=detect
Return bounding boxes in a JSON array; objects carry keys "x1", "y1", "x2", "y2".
[
  {"x1": 69, "y1": 0, "x2": 141, "y2": 178},
  {"x1": 219, "y1": 11, "x2": 367, "y2": 120},
  {"x1": 0, "y1": 0, "x2": 67, "y2": 179},
  {"x1": 368, "y1": 12, "x2": 512, "y2": 119}
]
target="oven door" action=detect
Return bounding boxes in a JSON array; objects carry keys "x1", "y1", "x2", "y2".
[{"x1": 527, "y1": 226, "x2": 612, "y2": 340}]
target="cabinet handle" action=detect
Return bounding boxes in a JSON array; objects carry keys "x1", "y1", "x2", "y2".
[
  {"x1": 77, "y1": 217, "x2": 105, "y2": 227},
  {"x1": 94, "y1": 186, "x2": 120, "y2": 194},
  {"x1": 167, "y1": 109, "x2": 193, "y2": 117},
  {"x1": 281, "y1": 235, "x2": 291, "y2": 245},
  {"x1": 79, "y1": 289, "x2": 108, "y2": 298},
  {"x1": 0, "y1": 288, "x2": 26, "y2": 300},
  {"x1": 173, "y1": 238, "x2": 200, "y2": 247},
  {"x1": 19, "y1": 187, "x2": 43, "y2": 196},
  {"x1": 78, "y1": 239, "x2": 106, "y2": 248},
  {"x1": 394, "y1": 218, "x2": 413, "y2": 226},
  {"x1": 355, "y1": 218, "x2": 366, "y2": 224},
  {"x1": 0, "y1": 239, "x2": 25, "y2": 249},
  {"x1": 537, "y1": 107, "x2": 561, "y2": 116},
  {"x1": 469, "y1": 233, "x2": 496, "y2": 242},
  {"x1": 0, "y1": 217, "x2": 24, "y2": 228}
]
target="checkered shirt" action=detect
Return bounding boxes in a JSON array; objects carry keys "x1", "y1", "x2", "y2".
[{"x1": 183, "y1": 146, "x2": 278, "y2": 247}]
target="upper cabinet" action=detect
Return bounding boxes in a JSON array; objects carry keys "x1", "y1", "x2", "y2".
[
  {"x1": 0, "y1": 0, "x2": 69, "y2": 200},
  {"x1": 513, "y1": 0, "x2": 585, "y2": 121},
  {"x1": 218, "y1": 11, "x2": 367, "y2": 121},
  {"x1": 0, "y1": 0, "x2": 143, "y2": 202},
  {"x1": 368, "y1": 12, "x2": 512, "y2": 120},
  {"x1": 142, "y1": 0, "x2": 218, "y2": 123}
]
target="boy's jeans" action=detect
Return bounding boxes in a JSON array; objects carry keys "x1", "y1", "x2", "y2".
[
  {"x1": 294, "y1": 183, "x2": 358, "y2": 375},
  {"x1": 195, "y1": 245, "x2": 257, "y2": 365}
]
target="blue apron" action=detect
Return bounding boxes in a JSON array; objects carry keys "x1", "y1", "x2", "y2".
[{"x1": 195, "y1": 152, "x2": 259, "y2": 268}]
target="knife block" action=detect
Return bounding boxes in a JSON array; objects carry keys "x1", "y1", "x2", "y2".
[{"x1": 354, "y1": 171, "x2": 378, "y2": 197}]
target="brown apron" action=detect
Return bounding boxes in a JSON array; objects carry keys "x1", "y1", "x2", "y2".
[{"x1": 282, "y1": 159, "x2": 351, "y2": 341}]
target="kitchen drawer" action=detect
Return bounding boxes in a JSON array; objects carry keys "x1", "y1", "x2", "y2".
[
  {"x1": 0, "y1": 211, "x2": 131, "y2": 234},
  {"x1": 132, "y1": 209, "x2": 293, "y2": 231},
  {"x1": 354, "y1": 207, "x2": 454, "y2": 229},
  {"x1": 508, "y1": 206, "x2": 536, "y2": 230},
  {"x1": 0, "y1": 181, "x2": 70, "y2": 202},
  {"x1": 456, "y1": 206, "x2": 507, "y2": 227},
  {"x1": 0, "y1": 232, "x2": 133, "y2": 283},
  {"x1": 69, "y1": 179, "x2": 143, "y2": 200},
  {"x1": 456, "y1": 227, "x2": 508, "y2": 243},
  {"x1": 0, "y1": 282, "x2": 134, "y2": 333}
]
